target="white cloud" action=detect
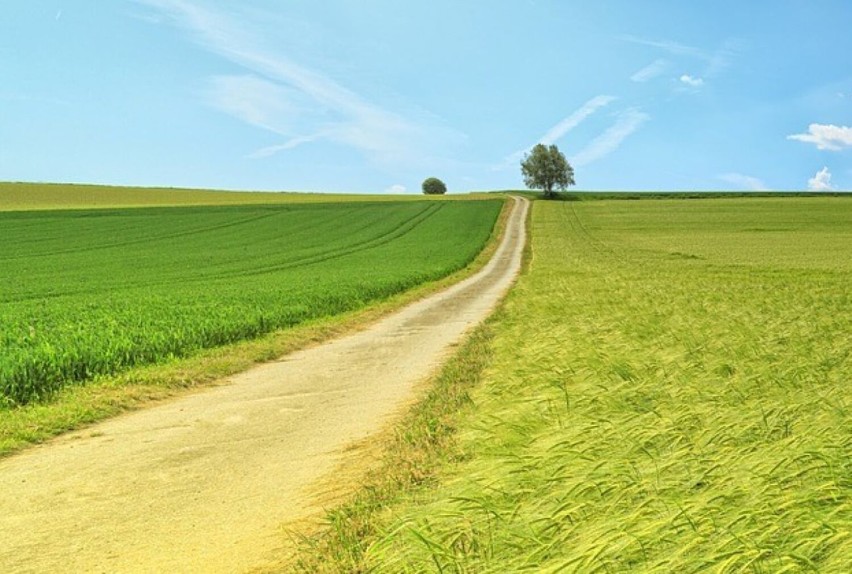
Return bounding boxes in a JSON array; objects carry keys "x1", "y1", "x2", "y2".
[
  {"x1": 135, "y1": 0, "x2": 463, "y2": 166},
  {"x1": 384, "y1": 184, "x2": 407, "y2": 194},
  {"x1": 719, "y1": 173, "x2": 769, "y2": 191},
  {"x1": 788, "y1": 124, "x2": 852, "y2": 151},
  {"x1": 808, "y1": 167, "x2": 837, "y2": 191},
  {"x1": 499, "y1": 95, "x2": 615, "y2": 169},
  {"x1": 680, "y1": 74, "x2": 704, "y2": 88},
  {"x1": 631, "y1": 59, "x2": 668, "y2": 83},
  {"x1": 571, "y1": 108, "x2": 649, "y2": 167}
]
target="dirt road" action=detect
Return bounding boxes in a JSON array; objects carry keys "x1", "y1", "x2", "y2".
[{"x1": 0, "y1": 196, "x2": 528, "y2": 574}]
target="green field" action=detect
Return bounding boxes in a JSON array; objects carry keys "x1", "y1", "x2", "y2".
[
  {"x1": 299, "y1": 197, "x2": 851, "y2": 572},
  {"x1": 0, "y1": 199, "x2": 502, "y2": 406},
  {"x1": 0, "y1": 182, "x2": 475, "y2": 212}
]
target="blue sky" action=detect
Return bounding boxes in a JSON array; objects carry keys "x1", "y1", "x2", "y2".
[{"x1": 1, "y1": 1, "x2": 850, "y2": 193}]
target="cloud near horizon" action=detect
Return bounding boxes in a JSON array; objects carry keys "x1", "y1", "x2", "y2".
[
  {"x1": 808, "y1": 167, "x2": 836, "y2": 191},
  {"x1": 719, "y1": 172, "x2": 769, "y2": 191},
  {"x1": 788, "y1": 124, "x2": 852, "y2": 151}
]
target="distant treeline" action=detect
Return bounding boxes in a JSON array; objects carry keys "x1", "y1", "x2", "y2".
[{"x1": 498, "y1": 190, "x2": 851, "y2": 201}]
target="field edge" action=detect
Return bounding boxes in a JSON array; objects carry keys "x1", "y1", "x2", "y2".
[{"x1": 0, "y1": 196, "x2": 513, "y2": 458}]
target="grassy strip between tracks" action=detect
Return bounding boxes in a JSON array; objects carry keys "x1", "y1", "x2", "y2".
[
  {"x1": 0, "y1": 197, "x2": 512, "y2": 457},
  {"x1": 284, "y1": 197, "x2": 850, "y2": 573}
]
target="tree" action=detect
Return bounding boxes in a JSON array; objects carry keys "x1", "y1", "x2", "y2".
[
  {"x1": 520, "y1": 143, "x2": 575, "y2": 199},
  {"x1": 422, "y1": 177, "x2": 447, "y2": 195}
]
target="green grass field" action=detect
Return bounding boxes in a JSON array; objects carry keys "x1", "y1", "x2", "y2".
[
  {"x1": 0, "y1": 182, "x2": 478, "y2": 211},
  {"x1": 296, "y1": 197, "x2": 851, "y2": 572},
  {"x1": 0, "y1": 198, "x2": 501, "y2": 406}
]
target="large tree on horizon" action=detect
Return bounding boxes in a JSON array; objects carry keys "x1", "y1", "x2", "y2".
[{"x1": 520, "y1": 143, "x2": 575, "y2": 199}]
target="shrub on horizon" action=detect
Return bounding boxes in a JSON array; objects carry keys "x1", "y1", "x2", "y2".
[{"x1": 422, "y1": 177, "x2": 447, "y2": 195}]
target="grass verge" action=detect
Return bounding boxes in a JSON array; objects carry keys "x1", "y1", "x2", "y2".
[
  {"x1": 0, "y1": 197, "x2": 512, "y2": 457},
  {"x1": 282, "y1": 319, "x2": 498, "y2": 573}
]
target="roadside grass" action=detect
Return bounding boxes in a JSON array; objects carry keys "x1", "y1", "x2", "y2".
[
  {"x1": 0, "y1": 196, "x2": 512, "y2": 457},
  {"x1": 286, "y1": 197, "x2": 850, "y2": 572},
  {"x1": 282, "y1": 320, "x2": 497, "y2": 574}
]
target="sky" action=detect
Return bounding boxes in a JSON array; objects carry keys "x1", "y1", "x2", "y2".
[{"x1": 1, "y1": 1, "x2": 851, "y2": 194}]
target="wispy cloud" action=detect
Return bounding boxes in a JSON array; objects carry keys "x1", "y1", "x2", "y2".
[
  {"x1": 499, "y1": 95, "x2": 615, "y2": 168},
  {"x1": 128, "y1": 10, "x2": 164, "y2": 24},
  {"x1": 631, "y1": 59, "x2": 668, "y2": 83},
  {"x1": 624, "y1": 35, "x2": 740, "y2": 84},
  {"x1": 571, "y1": 108, "x2": 649, "y2": 167},
  {"x1": 719, "y1": 173, "x2": 769, "y2": 191},
  {"x1": 248, "y1": 135, "x2": 327, "y2": 159},
  {"x1": 135, "y1": 0, "x2": 462, "y2": 165},
  {"x1": 623, "y1": 35, "x2": 706, "y2": 59},
  {"x1": 207, "y1": 74, "x2": 335, "y2": 158},
  {"x1": 788, "y1": 124, "x2": 852, "y2": 151},
  {"x1": 808, "y1": 167, "x2": 836, "y2": 191},
  {"x1": 540, "y1": 96, "x2": 617, "y2": 145},
  {"x1": 207, "y1": 75, "x2": 305, "y2": 135}
]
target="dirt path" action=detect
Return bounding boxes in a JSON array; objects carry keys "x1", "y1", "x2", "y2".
[{"x1": 0, "y1": 196, "x2": 528, "y2": 574}]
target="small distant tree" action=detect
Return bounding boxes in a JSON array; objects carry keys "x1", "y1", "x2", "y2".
[
  {"x1": 422, "y1": 177, "x2": 447, "y2": 195},
  {"x1": 520, "y1": 144, "x2": 575, "y2": 199}
]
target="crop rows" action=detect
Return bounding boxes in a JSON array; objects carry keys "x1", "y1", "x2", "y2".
[
  {"x1": 0, "y1": 200, "x2": 502, "y2": 406},
  {"x1": 358, "y1": 197, "x2": 850, "y2": 572}
]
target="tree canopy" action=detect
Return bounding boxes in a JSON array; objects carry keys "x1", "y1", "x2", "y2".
[
  {"x1": 520, "y1": 144, "x2": 575, "y2": 199},
  {"x1": 422, "y1": 177, "x2": 447, "y2": 195}
]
